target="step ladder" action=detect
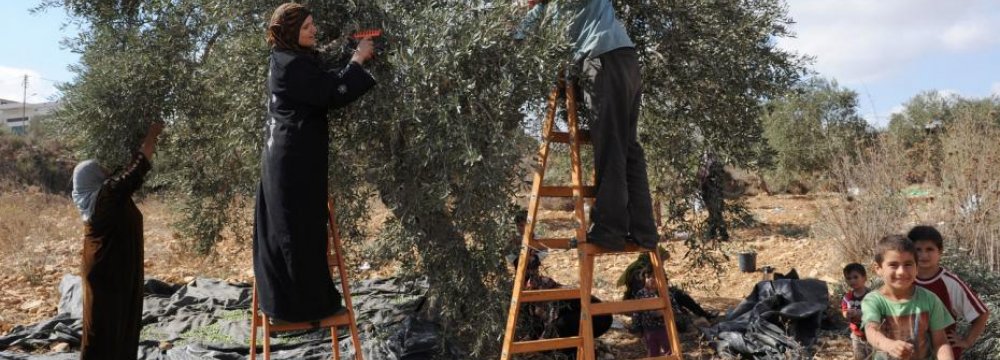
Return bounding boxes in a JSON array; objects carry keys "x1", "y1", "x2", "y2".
[
  {"x1": 500, "y1": 77, "x2": 682, "y2": 360},
  {"x1": 250, "y1": 197, "x2": 364, "y2": 360}
]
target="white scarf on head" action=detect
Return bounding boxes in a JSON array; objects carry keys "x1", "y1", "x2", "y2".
[{"x1": 72, "y1": 160, "x2": 106, "y2": 222}]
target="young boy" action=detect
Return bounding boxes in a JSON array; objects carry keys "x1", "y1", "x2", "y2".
[
  {"x1": 908, "y1": 225, "x2": 991, "y2": 359},
  {"x1": 842, "y1": 263, "x2": 872, "y2": 360},
  {"x1": 862, "y1": 235, "x2": 955, "y2": 360}
]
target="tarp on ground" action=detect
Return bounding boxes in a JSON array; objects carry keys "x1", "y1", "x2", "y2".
[
  {"x1": 0, "y1": 275, "x2": 462, "y2": 359},
  {"x1": 701, "y1": 278, "x2": 829, "y2": 359}
]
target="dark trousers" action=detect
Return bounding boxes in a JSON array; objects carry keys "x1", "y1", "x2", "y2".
[
  {"x1": 642, "y1": 326, "x2": 670, "y2": 356},
  {"x1": 581, "y1": 47, "x2": 657, "y2": 249}
]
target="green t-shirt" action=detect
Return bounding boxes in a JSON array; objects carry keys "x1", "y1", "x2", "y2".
[{"x1": 861, "y1": 287, "x2": 955, "y2": 360}]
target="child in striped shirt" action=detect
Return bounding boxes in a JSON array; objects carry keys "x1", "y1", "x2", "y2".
[
  {"x1": 842, "y1": 263, "x2": 872, "y2": 360},
  {"x1": 908, "y1": 226, "x2": 991, "y2": 359}
]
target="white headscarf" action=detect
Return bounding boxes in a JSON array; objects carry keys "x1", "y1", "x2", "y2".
[{"x1": 72, "y1": 160, "x2": 107, "y2": 222}]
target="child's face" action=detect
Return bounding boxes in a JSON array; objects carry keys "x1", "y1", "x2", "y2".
[
  {"x1": 644, "y1": 273, "x2": 656, "y2": 289},
  {"x1": 913, "y1": 240, "x2": 941, "y2": 271},
  {"x1": 875, "y1": 250, "x2": 917, "y2": 292},
  {"x1": 844, "y1": 270, "x2": 866, "y2": 291}
]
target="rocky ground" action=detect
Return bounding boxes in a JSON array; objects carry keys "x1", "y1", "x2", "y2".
[{"x1": 0, "y1": 188, "x2": 854, "y2": 358}]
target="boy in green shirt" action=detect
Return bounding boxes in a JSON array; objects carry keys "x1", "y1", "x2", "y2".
[{"x1": 862, "y1": 234, "x2": 955, "y2": 360}]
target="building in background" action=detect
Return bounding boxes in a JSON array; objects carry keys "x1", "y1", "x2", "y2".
[{"x1": 0, "y1": 98, "x2": 58, "y2": 135}]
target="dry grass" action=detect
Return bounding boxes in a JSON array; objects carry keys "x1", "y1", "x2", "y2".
[
  {"x1": 938, "y1": 114, "x2": 1000, "y2": 272},
  {"x1": 812, "y1": 137, "x2": 915, "y2": 266},
  {"x1": 0, "y1": 188, "x2": 79, "y2": 333},
  {"x1": 0, "y1": 188, "x2": 78, "y2": 283}
]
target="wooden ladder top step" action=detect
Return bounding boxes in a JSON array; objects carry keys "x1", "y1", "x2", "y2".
[
  {"x1": 579, "y1": 242, "x2": 654, "y2": 255},
  {"x1": 255, "y1": 310, "x2": 354, "y2": 332}
]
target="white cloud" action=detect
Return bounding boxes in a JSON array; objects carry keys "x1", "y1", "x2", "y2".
[
  {"x1": 778, "y1": 1, "x2": 1000, "y2": 84},
  {"x1": 991, "y1": 82, "x2": 1000, "y2": 96},
  {"x1": 0, "y1": 66, "x2": 60, "y2": 103}
]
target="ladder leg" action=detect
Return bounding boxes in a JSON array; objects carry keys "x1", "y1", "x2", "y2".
[
  {"x1": 327, "y1": 198, "x2": 365, "y2": 360},
  {"x1": 501, "y1": 246, "x2": 532, "y2": 359},
  {"x1": 649, "y1": 250, "x2": 683, "y2": 356},
  {"x1": 332, "y1": 326, "x2": 341, "y2": 360},
  {"x1": 250, "y1": 282, "x2": 259, "y2": 359},
  {"x1": 566, "y1": 78, "x2": 593, "y2": 360},
  {"x1": 262, "y1": 314, "x2": 271, "y2": 360},
  {"x1": 578, "y1": 252, "x2": 596, "y2": 360},
  {"x1": 502, "y1": 85, "x2": 561, "y2": 360}
]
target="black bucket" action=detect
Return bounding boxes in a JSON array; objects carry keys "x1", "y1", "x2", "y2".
[{"x1": 738, "y1": 252, "x2": 757, "y2": 273}]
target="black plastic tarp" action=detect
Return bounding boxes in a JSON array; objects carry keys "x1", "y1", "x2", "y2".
[
  {"x1": 701, "y1": 278, "x2": 829, "y2": 359},
  {"x1": 0, "y1": 275, "x2": 460, "y2": 359}
]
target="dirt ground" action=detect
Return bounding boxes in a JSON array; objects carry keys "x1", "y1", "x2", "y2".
[{"x1": 0, "y1": 189, "x2": 855, "y2": 358}]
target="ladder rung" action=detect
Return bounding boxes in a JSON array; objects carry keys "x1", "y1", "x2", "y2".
[
  {"x1": 590, "y1": 298, "x2": 666, "y2": 316},
  {"x1": 531, "y1": 237, "x2": 574, "y2": 249},
  {"x1": 509, "y1": 336, "x2": 582, "y2": 353},
  {"x1": 580, "y1": 242, "x2": 651, "y2": 255},
  {"x1": 518, "y1": 288, "x2": 581, "y2": 302},
  {"x1": 538, "y1": 186, "x2": 595, "y2": 198},
  {"x1": 549, "y1": 130, "x2": 591, "y2": 144}
]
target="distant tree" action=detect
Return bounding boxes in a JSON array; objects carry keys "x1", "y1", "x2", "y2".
[
  {"x1": 45, "y1": 0, "x2": 806, "y2": 355},
  {"x1": 887, "y1": 90, "x2": 960, "y2": 147},
  {"x1": 885, "y1": 92, "x2": 1000, "y2": 184},
  {"x1": 762, "y1": 77, "x2": 872, "y2": 190}
]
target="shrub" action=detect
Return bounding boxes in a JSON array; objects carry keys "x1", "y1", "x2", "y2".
[
  {"x1": 938, "y1": 111, "x2": 1000, "y2": 273},
  {"x1": 0, "y1": 132, "x2": 74, "y2": 194},
  {"x1": 813, "y1": 136, "x2": 912, "y2": 265},
  {"x1": 941, "y1": 253, "x2": 1000, "y2": 359}
]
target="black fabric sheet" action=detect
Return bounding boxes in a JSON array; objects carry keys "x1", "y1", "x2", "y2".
[{"x1": 1, "y1": 275, "x2": 459, "y2": 359}]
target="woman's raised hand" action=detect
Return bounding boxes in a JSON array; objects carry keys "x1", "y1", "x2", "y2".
[{"x1": 351, "y1": 38, "x2": 375, "y2": 65}]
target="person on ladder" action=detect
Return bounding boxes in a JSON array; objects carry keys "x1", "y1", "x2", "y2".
[
  {"x1": 253, "y1": 2, "x2": 376, "y2": 325},
  {"x1": 515, "y1": 0, "x2": 658, "y2": 251}
]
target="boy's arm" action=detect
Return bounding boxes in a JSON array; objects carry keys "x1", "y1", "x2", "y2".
[
  {"x1": 953, "y1": 309, "x2": 990, "y2": 349},
  {"x1": 951, "y1": 276, "x2": 991, "y2": 348},
  {"x1": 931, "y1": 328, "x2": 956, "y2": 360},
  {"x1": 864, "y1": 321, "x2": 914, "y2": 358},
  {"x1": 841, "y1": 297, "x2": 850, "y2": 318}
]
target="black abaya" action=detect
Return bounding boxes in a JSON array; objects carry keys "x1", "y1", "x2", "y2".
[{"x1": 253, "y1": 49, "x2": 375, "y2": 322}]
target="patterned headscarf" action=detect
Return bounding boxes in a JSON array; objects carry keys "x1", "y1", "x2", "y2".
[
  {"x1": 72, "y1": 160, "x2": 107, "y2": 222},
  {"x1": 267, "y1": 2, "x2": 312, "y2": 52}
]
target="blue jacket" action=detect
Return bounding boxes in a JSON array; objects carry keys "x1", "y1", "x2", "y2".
[{"x1": 514, "y1": 0, "x2": 634, "y2": 61}]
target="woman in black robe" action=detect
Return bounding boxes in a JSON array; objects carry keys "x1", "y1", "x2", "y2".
[
  {"x1": 253, "y1": 2, "x2": 376, "y2": 323},
  {"x1": 72, "y1": 121, "x2": 162, "y2": 359}
]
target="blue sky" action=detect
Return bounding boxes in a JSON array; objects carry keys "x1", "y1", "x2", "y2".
[
  {"x1": 2, "y1": 0, "x2": 999, "y2": 127},
  {"x1": 0, "y1": 1, "x2": 78, "y2": 104}
]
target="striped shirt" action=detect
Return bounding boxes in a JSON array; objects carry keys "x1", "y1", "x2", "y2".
[
  {"x1": 915, "y1": 267, "x2": 989, "y2": 358},
  {"x1": 841, "y1": 288, "x2": 869, "y2": 338}
]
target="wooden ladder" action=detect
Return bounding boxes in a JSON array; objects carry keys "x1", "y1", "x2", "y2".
[
  {"x1": 500, "y1": 78, "x2": 682, "y2": 360},
  {"x1": 250, "y1": 198, "x2": 364, "y2": 360}
]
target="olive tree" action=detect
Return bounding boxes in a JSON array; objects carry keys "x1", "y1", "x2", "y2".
[{"x1": 47, "y1": 0, "x2": 805, "y2": 355}]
